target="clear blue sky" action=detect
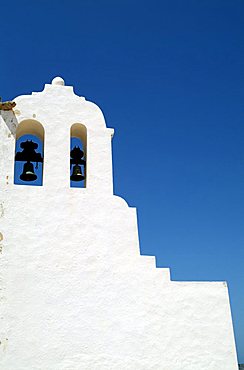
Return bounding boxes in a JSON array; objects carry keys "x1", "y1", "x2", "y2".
[{"x1": 1, "y1": 0, "x2": 243, "y2": 362}]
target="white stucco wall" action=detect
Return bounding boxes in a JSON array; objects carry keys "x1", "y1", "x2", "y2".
[{"x1": 0, "y1": 78, "x2": 238, "y2": 369}]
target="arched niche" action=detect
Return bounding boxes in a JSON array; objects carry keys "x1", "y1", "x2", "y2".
[
  {"x1": 70, "y1": 123, "x2": 87, "y2": 188},
  {"x1": 14, "y1": 120, "x2": 45, "y2": 186}
]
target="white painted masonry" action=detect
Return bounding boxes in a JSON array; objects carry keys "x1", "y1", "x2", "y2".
[{"x1": 0, "y1": 78, "x2": 238, "y2": 369}]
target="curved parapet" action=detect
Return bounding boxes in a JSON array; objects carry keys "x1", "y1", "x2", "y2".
[{"x1": 12, "y1": 77, "x2": 108, "y2": 133}]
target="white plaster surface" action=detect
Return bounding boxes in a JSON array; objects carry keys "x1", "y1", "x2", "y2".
[{"x1": 0, "y1": 78, "x2": 238, "y2": 369}]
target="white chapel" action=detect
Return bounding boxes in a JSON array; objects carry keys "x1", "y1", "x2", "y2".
[{"x1": 0, "y1": 77, "x2": 238, "y2": 369}]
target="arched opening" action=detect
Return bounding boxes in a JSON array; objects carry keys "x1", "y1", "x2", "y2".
[
  {"x1": 14, "y1": 120, "x2": 44, "y2": 186},
  {"x1": 70, "y1": 123, "x2": 87, "y2": 188}
]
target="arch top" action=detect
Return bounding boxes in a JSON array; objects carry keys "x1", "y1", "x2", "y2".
[
  {"x1": 71, "y1": 123, "x2": 86, "y2": 140},
  {"x1": 16, "y1": 119, "x2": 45, "y2": 141},
  {"x1": 70, "y1": 123, "x2": 87, "y2": 152}
]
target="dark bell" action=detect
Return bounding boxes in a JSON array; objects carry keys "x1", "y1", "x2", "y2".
[
  {"x1": 70, "y1": 165, "x2": 85, "y2": 182},
  {"x1": 20, "y1": 162, "x2": 37, "y2": 182}
]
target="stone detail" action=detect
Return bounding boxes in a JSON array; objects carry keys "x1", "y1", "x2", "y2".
[{"x1": 0, "y1": 101, "x2": 16, "y2": 111}]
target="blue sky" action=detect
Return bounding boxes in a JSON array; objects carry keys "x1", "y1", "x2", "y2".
[{"x1": 1, "y1": 0, "x2": 243, "y2": 362}]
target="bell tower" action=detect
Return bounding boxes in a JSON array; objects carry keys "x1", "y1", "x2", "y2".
[{"x1": 0, "y1": 78, "x2": 238, "y2": 370}]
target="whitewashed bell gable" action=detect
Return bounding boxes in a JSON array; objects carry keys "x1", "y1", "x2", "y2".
[{"x1": 0, "y1": 78, "x2": 238, "y2": 370}]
